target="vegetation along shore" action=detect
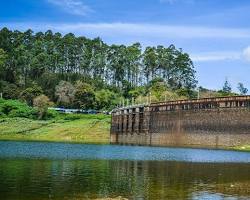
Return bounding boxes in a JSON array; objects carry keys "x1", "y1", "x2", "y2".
[
  {"x1": 0, "y1": 28, "x2": 249, "y2": 150},
  {"x1": 0, "y1": 98, "x2": 249, "y2": 151},
  {"x1": 0, "y1": 99, "x2": 110, "y2": 144}
]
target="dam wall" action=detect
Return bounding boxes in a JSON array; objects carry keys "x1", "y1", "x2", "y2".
[{"x1": 110, "y1": 96, "x2": 250, "y2": 148}]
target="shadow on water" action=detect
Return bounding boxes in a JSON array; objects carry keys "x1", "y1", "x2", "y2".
[{"x1": 0, "y1": 141, "x2": 250, "y2": 200}]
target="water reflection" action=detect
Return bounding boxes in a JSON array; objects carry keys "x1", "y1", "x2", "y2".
[
  {"x1": 0, "y1": 159, "x2": 249, "y2": 200},
  {"x1": 0, "y1": 141, "x2": 250, "y2": 163}
]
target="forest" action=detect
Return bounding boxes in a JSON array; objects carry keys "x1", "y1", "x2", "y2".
[{"x1": 0, "y1": 27, "x2": 246, "y2": 111}]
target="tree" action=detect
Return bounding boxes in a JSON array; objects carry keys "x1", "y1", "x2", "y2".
[
  {"x1": 0, "y1": 48, "x2": 7, "y2": 80},
  {"x1": 0, "y1": 48, "x2": 7, "y2": 66},
  {"x1": 95, "y1": 89, "x2": 120, "y2": 110},
  {"x1": 33, "y1": 95, "x2": 53, "y2": 119},
  {"x1": 125, "y1": 43, "x2": 142, "y2": 87},
  {"x1": 55, "y1": 81, "x2": 76, "y2": 107},
  {"x1": 149, "y1": 78, "x2": 167, "y2": 101},
  {"x1": 19, "y1": 85, "x2": 43, "y2": 106},
  {"x1": 172, "y1": 51, "x2": 197, "y2": 90},
  {"x1": 237, "y1": 83, "x2": 248, "y2": 95},
  {"x1": 106, "y1": 45, "x2": 127, "y2": 88},
  {"x1": 74, "y1": 81, "x2": 95, "y2": 109},
  {"x1": 1, "y1": 82, "x2": 21, "y2": 99},
  {"x1": 217, "y1": 79, "x2": 234, "y2": 97},
  {"x1": 143, "y1": 47, "x2": 158, "y2": 83},
  {"x1": 0, "y1": 27, "x2": 198, "y2": 109},
  {"x1": 222, "y1": 79, "x2": 232, "y2": 94}
]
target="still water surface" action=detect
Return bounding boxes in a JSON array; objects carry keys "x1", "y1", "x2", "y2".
[{"x1": 0, "y1": 141, "x2": 250, "y2": 200}]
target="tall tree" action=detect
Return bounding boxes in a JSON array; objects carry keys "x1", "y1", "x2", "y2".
[
  {"x1": 0, "y1": 48, "x2": 7, "y2": 79},
  {"x1": 222, "y1": 79, "x2": 232, "y2": 94},
  {"x1": 0, "y1": 27, "x2": 198, "y2": 108},
  {"x1": 237, "y1": 83, "x2": 248, "y2": 95},
  {"x1": 143, "y1": 47, "x2": 158, "y2": 83}
]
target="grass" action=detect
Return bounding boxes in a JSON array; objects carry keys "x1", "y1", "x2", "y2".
[
  {"x1": 0, "y1": 114, "x2": 111, "y2": 144},
  {"x1": 233, "y1": 145, "x2": 250, "y2": 152},
  {"x1": 1, "y1": 114, "x2": 249, "y2": 151}
]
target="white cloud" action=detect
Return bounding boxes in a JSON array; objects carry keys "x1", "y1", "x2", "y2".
[
  {"x1": 243, "y1": 46, "x2": 250, "y2": 62},
  {"x1": 47, "y1": 0, "x2": 92, "y2": 16},
  {"x1": 9, "y1": 22, "x2": 250, "y2": 39},
  {"x1": 192, "y1": 47, "x2": 250, "y2": 62},
  {"x1": 23, "y1": 23, "x2": 250, "y2": 39},
  {"x1": 191, "y1": 51, "x2": 241, "y2": 62}
]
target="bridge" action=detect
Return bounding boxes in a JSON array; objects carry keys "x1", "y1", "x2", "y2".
[{"x1": 110, "y1": 95, "x2": 250, "y2": 149}]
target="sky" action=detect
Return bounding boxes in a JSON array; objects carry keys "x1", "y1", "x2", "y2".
[{"x1": 0, "y1": 0, "x2": 250, "y2": 92}]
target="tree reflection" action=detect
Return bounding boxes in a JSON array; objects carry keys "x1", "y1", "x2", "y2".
[{"x1": 0, "y1": 159, "x2": 249, "y2": 200}]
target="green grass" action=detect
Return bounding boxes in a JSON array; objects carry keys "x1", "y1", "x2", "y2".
[
  {"x1": 0, "y1": 114, "x2": 111, "y2": 144},
  {"x1": 233, "y1": 145, "x2": 250, "y2": 152}
]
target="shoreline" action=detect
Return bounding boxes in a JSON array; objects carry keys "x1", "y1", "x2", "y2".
[{"x1": 0, "y1": 116, "x2": 249, "y2": 152}]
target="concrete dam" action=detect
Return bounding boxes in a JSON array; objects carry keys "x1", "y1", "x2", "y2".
[{"x1": 110, "y1": 96, "x2": 250, "y2": 148}]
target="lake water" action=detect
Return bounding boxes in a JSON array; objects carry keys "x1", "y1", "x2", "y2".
[{"x1": 0, "y1": 141, "x2": 250, "y2": 200}]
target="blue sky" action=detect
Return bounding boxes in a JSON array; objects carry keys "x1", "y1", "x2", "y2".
[{"x1": 1, "y1": 0, "x2": 250, "y2": 92}]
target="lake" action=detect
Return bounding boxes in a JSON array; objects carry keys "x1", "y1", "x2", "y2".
[{"x1": 0, "y1": 141, "x2": 250, "y2": 200}]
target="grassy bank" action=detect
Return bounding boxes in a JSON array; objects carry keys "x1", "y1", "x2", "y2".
[
  {"x1": 233, "y1": 145, "x2": 250, "y2": 152},
  {"x1": 0, "y1": 114, "x2": 111, "y2": 144}
]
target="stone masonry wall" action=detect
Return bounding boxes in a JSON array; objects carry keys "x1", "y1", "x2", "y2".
[{"x1": 110, "y1": 96, "x2": 250, "y2": 149}]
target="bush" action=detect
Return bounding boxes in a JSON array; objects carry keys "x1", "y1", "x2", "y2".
[
  {"x1": 8, "y1": 108, "x2": 35, "y2": 118},
  {"x1": 0, "y1": 99, "x2": 37, "y2": 119},
  {"x1": 46, "y1": 109, "x2": 58, "y2": 119}
]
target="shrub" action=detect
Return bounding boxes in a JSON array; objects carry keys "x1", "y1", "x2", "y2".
[
  {"x1": 46, "y1": 109, "x2": 58, "y2": 119},
  {"x1": 8, "y1": 108, "x2": 36, "y2": 118},
  {"x1": 0, "y1": 99, "x2": 37, "y2": 119}
]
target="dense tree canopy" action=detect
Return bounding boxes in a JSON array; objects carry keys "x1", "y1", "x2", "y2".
[{"x1": 0, "y1": 27, "x2": 198, "y2": 110}]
